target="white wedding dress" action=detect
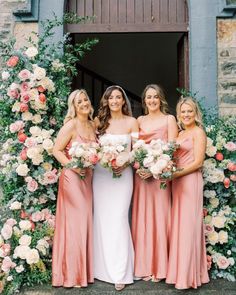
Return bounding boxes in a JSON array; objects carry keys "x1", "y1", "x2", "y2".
[{"x1": 93, "y1": 134, "x2": 134, "y2": 284}]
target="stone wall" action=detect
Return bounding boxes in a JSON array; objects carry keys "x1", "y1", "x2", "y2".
[{"x1": 218, "y1": 19, "x2": 236, "y2": 116}]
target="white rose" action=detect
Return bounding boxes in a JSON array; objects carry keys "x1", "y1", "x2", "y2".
[
  {"x1": 14, "y1": 245, "x2": 30, "y2": 259},
  {"x1": 29, "y1": 126, "x2": 41, "y2": 137},
  {"x1": 42, "y1": 138, "x2": 54, "y2": 151},
  {"x1": 39, "y1": 77, "x2": 55, "y2": 92},
  {"x1": 228, "y1": 257, "x2": 235, "y2": 266},
  {"x1": 33, "y1": 65, "x2": 46, "y2": 80},
  {"x1": 19, "y1": 220, "x2": 32, "y2": 231},
  {"x1": 25, "y1": 47, "x2": 38, "y2": 58},
  {"x1": 210, "y1": 197, "x2": 219, "y2": 208},
  {"x1": 204, "y1": 190, "x2": 216, "y2": 198},
  {"x1": 16, "y1": 163, "x2": 30, "y2": 176},
  {"x1": 9, "y1": 201, "x2": 22, "y2": 210},
  {"x1": 7, "y1": 276, "x2": 13, "y2": 281},
  {"x1": 22, "y1": 111, "x2": 33, "y2": 121},
  {"x1": 204, "y1": 215, "x2": 212, "y2": 224},
  {"x1": 27, "y1": 146, "x2": 43, "y2": 159},
  {"x1": 15, "y1": 265, "x2": 24, "y2": 273},
  {"x1": 218, "y1": 230, "x2": 228, "y2": 244},
  {"x1": 28, "y1": 88, "x2": 39, "y2": 101},
  {"x1": 19, "y1": 234, "x2": 32, "y2": 246},
  {"x1": 32, "y1": 114, "x2": 42, "y2": 124},
  {"x1": 26, "y1": 249, "x2": 40, "y2": 265},
  {"x1": 143, "y1": 155, "x2": 154, "y2": 168},
  {"x1": 207, "y1": 231, "x2": 219, "y2": 245},
  {"x1": 12, "y1": 101, "x2": 21, "y2": 112},
  {"x1": 212, "y1": 216, "x2": 226, "y2": 228},
  {"x1": 31, "y1": 153, "x2": 44, "y2": 165},
  {"x1": 206, "y1": 145, "x2": 217, "y2": 157},
  {"x1": 2, "y1": 71, "x2": 10, "y2": 80}
]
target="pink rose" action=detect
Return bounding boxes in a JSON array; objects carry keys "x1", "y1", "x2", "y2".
[
  {"x1": 205, "y1": 224, "x2": 214, "y2": 234},
  {"x1": 227, "y1": 162, "x2": 236, "y2": 172},
  {"x1": 20, "y1": 148, "x2": 28, "y2": 161},
  {"x1": 9, "y1": 120, "x2": 24, "y2": 133},
  {"x1": 41, "y1": 169, "x2": 58, "y2": 185},
  {"x1": 45, "y1": 216, "x2": 55, "y2": 228},
  {"x1": 133, "y1": 161, "x2": 140, "y2": 170},
  {"x1": 21, "y1": 82, "x2": 30, "y2": 92},
  {"x1": 31, "y1": 211, "x2": 43, "y2": 222},
  {"x1": 20, "y1": 103, "x2": 29, "y2": 112},
  {"x1": 20, "y1": 93, "x2": 30, "y2": 103},
  {"x1": 215, "y1": 152, "x2": 224, "y2": 161},
  {"x1": 1, "y1": 256, "x2": 16, "y2": 272},
  {"x1": 6, "y1": 56, "x2": 19, "y2": 67},
  {"x1": 18, "y1": 69, "x2": 31, "y2": 81},
  {"x1": 207, "y1": 255, "x2": 212, "y2": 270},
  {"x1": 7, "y1": 89, "x2": 19, "y2": 99},
  {"x1": 0, "y1": 244, "x2": 11, "y2": 257},
  {"x1": 217, "y1": 256, "x2": 230, "y2": 269},
  {"x1": 203, "y1": 208, "x2": 208, "y2": 217},
  {"x1": 89, "y1": 154, "x2": 99, "y2": 165},
  {"x1": 223, "y1": 177, "x2": 230, "y2": 188},
  {"x1": 20, "y1": 210, "x2": 29, "y2": 219},
  {"x1": 230, "y1": 174, "x2": 236, "y2": 182},
  {"x1": 6, "y1": 218, "x2": 17, "y2": 227},
  {"x1": 224, "y1": 141, "x2": 236, "y2": 151},
  {"x1": 27, "y1": 179, "x2": 38, "y2": 192},
  {"x1": 1, "y1": 224, "x2": 12, "y2": 240},
  {"x1": 24, "y1": 137, "x2": 37, "y2": 148},
  {"x1": 41, "y1": 208, "x2": 51, "y2": 220}
]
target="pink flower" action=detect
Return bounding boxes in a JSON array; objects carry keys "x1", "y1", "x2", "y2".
[
  {"x1": 230, "y1": 174, "x2": 236, "y2": 182},
  {"x1": 20, "y1": 148, "x2": 28, "y2": 161},
  {"x1": 18, "y1": 69, "x2": 31, "y2": 81},
  {"x1": 31, "y1": 211, "x2": 43, "y2": 222},
  {"x1": 5, "y1": 218, "x2": 17, "y2": 227},
  {"x1": 20, "y1": 210, "x2": 29, "y2": 219},
  {"x1": 207, "y1": 255, "x2": 212, "y2": 270},
  {"x1": 215, "y1": 152, "x2": 224, "y2": 161},
  {"x1": 37, "y1": 85, "x2": 46, "y2": 92},
  {"x1": 21, "y1": 82, "x2": 30, "y2": 92},
  {"x1": 39, "y1": 93, "x2": 46, "y2": 103},
  {"x1": 227, "y1": 162, "x2": 236, "y2": 172},
  {"x1": 1, "y1": 256, "x2": 16, "y2": 272},
  {"x1": 24, "y1": 137, "x2": 37, "y2": 148},
  {"x1": 0, "y1": 244, "x2": 11, "y2": 257},
  {"x1": 1, "y1": 224, "x2": 13, "y2": 240},
  {"x1": 223, "y1": 177, "x2": 230, "y2": 188},
  {"x1": 27, "y1": 178, "x2": 38, "y2": 192},
  {"x1": 20, "y1": 103, "x2": 29, "y2": 112},
  {"x1": 89, "y1": 154, "x2": 99, "y2": 165},
  {"x1": 217, "y1": 256, "x2": 230, "y2": 269},
  {"x1": 224, "y1": 141, "x2": 236, "y2": 151},
  {"x1": 41, "y1": 169, "x2": 58, "y2": 185},
  {"x1": 133, "y1": 161, "x2": 140, "y2": 170},
  {"x1": 45, "y1": 216, "x2": 55, "y2": 228},
  {"x1": 18, "y1": 132, "x2": 27, "y2": 143},
  {"x1": 41, "y1": 208, "x2": 51, "y2": 220},
  {"x1": 20, "y1": 93, "x2": 30, "y2": 103},
  {"x1": 7, "y1": 89, "x2": 19, "y2": 99},
  {"x1": 205, "y1": 224, "x2": 214, "y2": 234},
  {"x1": 6, "y1": 56, "x2": 19, "y2": 67},
  {"x1": 203, "y1": 208, "x2": 208, "y2": 217},
  {"x1": 9, "y1": 120, "x2": 24, "y2": 133}
]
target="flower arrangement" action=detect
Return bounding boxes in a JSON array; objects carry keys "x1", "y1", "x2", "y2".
[
  {"x1": 67, "y1": 141, "x2": 100, "y2": 178},
  {"x1": 98, "y1": 135, "x2": 130, "y2": 178},
  {"x1": 131, "y1": 139, "x2": 179, "y2": 189},
  {"x1": 0, "y1": 14, "x2": 98, "y2": 294}
]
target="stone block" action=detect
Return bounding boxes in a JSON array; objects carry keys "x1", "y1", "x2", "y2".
[
  {"x1": 219, "y1": 92, "x2": 236, "y2": 104},
  {"x1": 220, "y1": 61, "x2": 236, "y2": 75}
]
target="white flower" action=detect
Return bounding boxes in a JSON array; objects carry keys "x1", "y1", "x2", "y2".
[
  {"x1": 212, "y1": 216, "x2": 226, "y2": 228},
  {"x1": 32, "y1": 114, "x2": 42, "y2": 124},
  {"x1": 22, "y1": 111, "x2": 33, "y2": 121},
  {"x1": 26, "y1": 249, "x2": 40, "y2": 264},
  {"x1": 207, "y1": 231, "x2": 218, "y2": 245},
  {"x1": 228, "y1": 257, "x2": 235, "y2": 266},
  {"x1": 39, "y1": 77, "x2": 55, "y2": 92},
  {"x1": 19, "y1": 234, "x2": 32, "y2": 246},
  {"x1": 7, "y1": 275, "x2": 13, "y2": 281},
  {"x1": 9, "y1": 201, "x2": 22, "y2": 210},
  {"x1": 15, "y1": 265, "x2": 24, "y2": 273},
  {"x1": 25, "y1": 47, "x2": 38, "y2": 58},
  {"x1": 218, "y1": 230, "x2": 228, "y2": 244},
  {"x1": 29, "y1": 126, "x2": 41, "y2": 137},
  {"x1": 33, "y1": 65, "x2": 46, "y2": 80},
  {"x1": 210, "y1": 197, "x2": 219, "y2": 208},
  {"x1": 51, "y1": 59, "x2": 65, "y2": 71},
  {"x1": 14, "y1": 245, "x2": 30, "y2": 259},
  {"x1": 204, "y1": 190, "x2": 216, "y2": 198},
  {"x1": 28, "y1": 88, "x2": 39, "y2": 101},
  {"x1": 42, "y1": 138, "x2": 54, "y2": 151},
  {"x1": 12, "y1": 101, "x2": 21, "y2": 112},
  {"x1": 1, "y1": 71, "x2": 10, "y2": 80},
  {"x1": 16, "y1": 163, "x2": 30, "y2": 176},
  {"x1": 19, "y1": 220, "x2": 32, "y2": 231}
]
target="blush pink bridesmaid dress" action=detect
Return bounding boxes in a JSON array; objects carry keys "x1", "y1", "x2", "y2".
[
  {"x1": 166, "y1": 135, "x2": 209, "y2": 289},
  {"x1": 52, "y1": 135, "x2": 94, "y2": 287},
  {"x1": 132, "y1": 117, "x2": 171, "y2": 280}
]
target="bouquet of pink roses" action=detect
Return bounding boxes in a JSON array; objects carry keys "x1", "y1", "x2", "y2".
[
  {"x1": 67, "y1": 141, "x2": 99, "y2": 179},
  {"x1": 98, "y1": 135, "x2": 131, "y2": 178},
  {"x1": 131, "y1": 139, "x2": 179, "y2": 189}
]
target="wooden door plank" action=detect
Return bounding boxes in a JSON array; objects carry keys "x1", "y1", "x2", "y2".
[
  {"x1": 101, "y1": 0, "x2": 110, "y2": 24},
  {"x1": 77, "y1": 0, "x2": 85, "y2": 17},
  {"x1": 144, "y1": 0, "x2": 152, "y2": 24},
  {"x1": 119, "y1": 0, "x2": 127, "y2": 24},
  {"x1": 94, "y1": 0, "x2": 102, "y2": 23},
  {"x1": 135, "y1": 0, "x2": 144, "y2": 24},
  {"x1": 110, "y1": 0, "x2": 118, "y2": 24},
  {"x1": 169, "y1": 0, "x2": 177, "y2": 24},
  {"x1": 160, "y1": 0, "x2": 168, "y2": 23},
  {"x1": 152, "y1": 0, "x2": 160, "y2": 23},
  {"x1": 127, "y1": 0, "x2": 135, "y2": 23}
]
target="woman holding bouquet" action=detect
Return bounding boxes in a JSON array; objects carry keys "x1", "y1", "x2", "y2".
[
  {"x1": 93, "y1": 85, "x2": 138, "y2": 291},
  {"x1": 132, "y1": 84, "x2": 178, "y2": 282},
  {"x1": 166, "y1": 97, "x2": 209, "y2": 289},
  {"x1": 52, "y1": 89, "x2": 96, "y2": 288}
]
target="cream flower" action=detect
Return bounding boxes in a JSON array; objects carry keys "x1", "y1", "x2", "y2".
[
  {"x1": 32, "y1": 114, "x2": 42, "y2": 124},
  {"x1": 210, "y1": 197, "x2": 219, "y2": 208},
  {"x1": 26, "y1": 249, "x2": 40, "y2": 265},
  {"x1": 42, "y1": 138, "x2": 54, "y2": 151},
  {"x1": 16, "y1": 163, "x2": 30, "y2": 176},
  {"x1": 19, "y1": 220, "x2": 32, "y2": 231},
  {"x1": 207, "y1": 231, "x2": 219, "y2": 245},
  {"x1": 25, "y1": 47, "x2": 38, "y2": 58},
  {"x1": 9, "y1": 201, "x2": 22, "y2": 210},
  {"x1": 212, "y1": 216, "x2": 226, "y2": 228},
  {"x1": 12, "y1": 101, "x2": 21, "y2": 112},
  {"x1": 1, "y1": 224, "x2": 13, "y2": 240},
  {"x1": 216, "y1": 256, "x2": 230, "y2": 269},
  {"x1": 19, "y1": 235, "x2": 32, "y2": 246},
  {"x1": 14, "y1": 245, "x2": 30, "y2": 259},
  {"x1": 218, "y1": 230, "x2": 228, "y2": 244},
  {"x1": 15, "y1": 265, "x2": 24, "y2": 273},
  {"x1": 22, "y1": 111, "x2": 33, "y2": 121},
  {"x1": 204, "y1": 190, "x2": 216, "y2": 198},
  {"x1": 33, "y1": 65, "x2": 46, "y2": 80}
]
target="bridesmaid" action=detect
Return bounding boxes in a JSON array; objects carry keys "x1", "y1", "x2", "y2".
[
  {"x1": 132, "y1": 84, "x2": 178, "y2": 281},
  {"x1": 52, "y1": 89, "x2": 96, "y2": 288},
  {"x1": 166, "y1": 96, "x2": 209, "y2": 289}
]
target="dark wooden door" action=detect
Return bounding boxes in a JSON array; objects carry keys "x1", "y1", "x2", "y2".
[{"x1": 177, "y1": 33, "x2": 189, "y2": 90}]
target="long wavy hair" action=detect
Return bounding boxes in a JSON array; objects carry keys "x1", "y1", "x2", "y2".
[
  {"x1": 97, "y1": 86, "x2": 132, "y2": 135},
  {"x1": 176, "y1": 96, "x2": 203, "y2": 130},
  {"x1": 64, "y1": 89, "x2": 93, "y2": 124},
  {"x1": 142, "y1": 84, "x2": 169, "y2": 115}
]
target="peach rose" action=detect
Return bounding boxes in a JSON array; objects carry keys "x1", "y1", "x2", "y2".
[
  {"x1": 223, "y1": 177, "x2": 230, "y2": 188},
  {"x1": 6, "y1": 55, "x2": 19, "y2": 67},
  {"x1": 215, "y1": 152, "x2": 224, "y2": 161},
  {"x1": 20, "y1": 103, "x2": 29, "y2": 112},
  {"x1": 20, "y1": 93, "x2": 30, "y2": 103},
  {"x1": 227, "y1": 162, "x2": 236, "y2": 172},
  {"x1": 133, "y1": 161, "x2": 140, "y2": 170},
  {"x1": 20, "y1": 148, "x2": 28, "y2": 161},
  {"x1": 224, "y1": 141, "x2": 236, "y2": 151},
  {"x1": 207, "y1": 255, "x2": 212, "y2": 270},
  {"x1": 39, "y1": 93, "x2": 46, "y2": 103},
  {"x1": 18, "y1": 69, "x2": 31, "y2": 81},
  {"x1": 18, "y1": 132, "x2": 27, "y2": 143},
  {"x1": 31, "y1": 211, "x2": 43, "y2": 222},
  {"x1": 217, "y1": 256, "x2": 230, "y2": 269},
  {"x1": 230, "y1": 174, "x2": 236, "y2": 182}
]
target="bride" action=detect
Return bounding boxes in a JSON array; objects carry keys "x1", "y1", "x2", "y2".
[{"x1": 93, "y1": 85, "x2": 138, "y2": 291}]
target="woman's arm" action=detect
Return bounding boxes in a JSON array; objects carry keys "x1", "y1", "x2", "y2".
[
  {"x1": 167, "y1": 115, "x2": 178, "y2": 141},
  {"x1": 173, "y1": 128, "x2": 206, "y2": 179}
]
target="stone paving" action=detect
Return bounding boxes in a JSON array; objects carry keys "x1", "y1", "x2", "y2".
[{"x1": 20, "y1": 279, "x2": 236, "y2": 295}]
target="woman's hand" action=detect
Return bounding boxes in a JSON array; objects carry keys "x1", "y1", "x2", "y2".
[
  {"x1": 72, "y1": 167, "x2": 86, "y2": 178},
  {"x1": 112, "y1": 164, "x2": 128, "y2": 176},
  {"x1": 137, "y1": 168, "x2": 152, "y2": 180}
]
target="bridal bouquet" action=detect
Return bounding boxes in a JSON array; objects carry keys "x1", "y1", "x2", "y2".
[
  {"x1": 131, "y1": 139, "x2": 179, "y2": 189},
  {"x1": 67, "y1": 141, "x2": 99, "y2": 178},
  {"x1": 98, "y1": 136, "x2": 131, "y2": 178}
]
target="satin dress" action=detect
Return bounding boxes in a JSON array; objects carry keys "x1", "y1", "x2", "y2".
[
  {"x1": 132, "y1": 119, "x2": 171, "y2": 280},
  {"x1": 52, "y1": 134, "x2": 94, "y2": 287},
  {"x1": 166, "y1": 135, "x2": 209, "y2": 289},
  {"x1": 93, "y1": 134, "x2": 134, "y2": 285}
]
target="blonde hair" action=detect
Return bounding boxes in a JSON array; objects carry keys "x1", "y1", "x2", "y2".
[
  {"x1": 176, "y1": 96, "x2": 203, "y2": 130},
  {"x1": 64, "y1": 89, "x2": 93, "y2": 124},
  {"x1": 142, "y1": 84, "x2": 169, "y2": 115}
]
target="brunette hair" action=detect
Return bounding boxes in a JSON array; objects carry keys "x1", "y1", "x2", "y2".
[
  {"x1": 142, "y1": 84, "x2": 169, "y2": 115},
  {"x1": 64, "y1": 89, "x2": 93, "y2": 124},
  {"x1": 97, "y1": 86, "x2": 132, "y2": 135},
  {"x1": 176, "y1": 96, "x2": 203, "y2": 130}
]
